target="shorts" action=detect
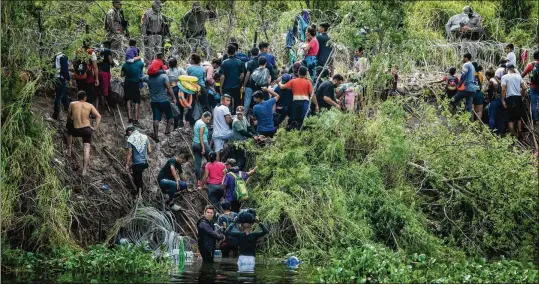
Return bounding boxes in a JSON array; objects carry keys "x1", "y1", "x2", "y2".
[
  {"x1": 66, "y1": 121, "x2": 92, "y2": 144},
  {"x1": 151, "y1": 101, "x2": 173, "y2": 121},
  {"x1": 98, "y1": 71, "x2": 111, "y2": 97},
  {"x1": 124, "y1": 81, "x2": 141, "y2": 104},
  {"x1": 473, "y1": 91, "x2": 484, "y2": 105},
  {"x1": 505, "y1": 96, "x2": 524, "y2": 122}
]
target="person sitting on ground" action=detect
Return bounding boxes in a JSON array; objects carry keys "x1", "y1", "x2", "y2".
[
  {"x1": 218, "y1": 201, "x2": 239, "y2": 258},
  {"x1": 315, "y1": 74, "x2": 344, "y2": 112},
  {"x1": 142, "y1": 61, "x2": 176, "y2": 142},
  {"x1": 192, "y1": 111, "x2": 212, "y2": 189},
  {"x1": 222, "y1": 159, "x2": 256, "y2": 213},
  {"x1": 484, "y1": 68, "x2": 504, "y2": 135},
  {"x1": 197, "y1": 205, "x2": 225, "y2": 263},
  {"x1": 232, "y1": 106, "x2": 259, "y2": 141},
  {"x1": 158, "y1": 154, "x2": 190, "y2": 210},
  {"x1": 521, "y1": 50, "x2": 539, "y2": 124},
  {"x1": 212, "y1": 95, "x2": 234, "y2": 161},
  {"x1": 66, "y1": 91, "x2": 102, "y2": 176},
  {"x1": 252, "y1": 87, "x2": 280, "y2": 137},
  {"x1": 501, "y1": 63, "x2": 528, "y2": 138},
  {"x1": 278, "y1": 66, "x2": 319, "y2": 130},
  {"x1": 202, "y1": 151, "x2": 226, "y2": 205},
  {"x1": 121, "y1": 53, "x2": 144, "y2": 125},
  {"x1": 124, "y1": 126, "x2": 151, "y2": 195},
  {"x1": 225, "y1": 213, "x2": 269, "y2": 272}
]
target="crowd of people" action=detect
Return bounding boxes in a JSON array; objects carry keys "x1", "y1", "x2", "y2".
[
  {"x1": 49, "y1": 0, "x2": 539, "y2": 270},
  {"x1": 436, "y1": 45, "x2": 538, "y2": 138}
]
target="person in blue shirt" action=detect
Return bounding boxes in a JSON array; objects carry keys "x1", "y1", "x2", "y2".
[
  {"x1": 258, "y1": 41, "x2": 277, "y2": 82},
  {"x1": 220, "y1": 45, "x2": 246, "y2": 114},
  {"x1": 124, "y1": 127, "x2": 151, "y2": 196},
  {"x1": 452, "y1": 53, "x2": 477, "y2": 113},
  {"x1": 252, "y1": 87, "x2": 280, "y2": 137},
  {"x1": 222, "y1": 159, "x2": 256, "y2": 213},
  {"x1": 187, "y1": 53, "x2": 210, "y2": 113},
  {"x1": 273, "y1": 74, "x2": 293, "y2": 126}
]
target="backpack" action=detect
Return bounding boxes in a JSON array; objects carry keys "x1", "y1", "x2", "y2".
[
  {"x1": 530, "y1": 62, "x2": 539, "y2": 86},
  {"x1": 446, "y1": 76, "x2": 458, "y2": 91},
  {"x1": 230, "y1": 172, "x2": 249, "y2": 201},
  {"x1": 235, "y1": 52, "x2": 250, "y2": 63},
  {"x1": 251, "y1": 67, "x2": 270, "y2": 87}
]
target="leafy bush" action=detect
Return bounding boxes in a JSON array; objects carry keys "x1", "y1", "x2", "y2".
[
  {"x1": 315, "y1": 244, "x2": 539, "y2": 283},
  {"x1": 246, "y1": 99, "x2": 538, "y2": 262},
  {"x1": 1, "y1": 243, "x2": 170, "y2": 276}
]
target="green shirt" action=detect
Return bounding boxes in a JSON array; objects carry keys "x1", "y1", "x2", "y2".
[
  {"x1": 158, "y1": 158, "x2": 182, "y2": 182},
  {"x1": 122, "y1": 61, "x2": 144, "y2": 83}
]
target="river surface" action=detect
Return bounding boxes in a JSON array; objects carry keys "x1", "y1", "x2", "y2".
[{"x1": 2, "y1": 258, "x2": 315, "y2": 283}]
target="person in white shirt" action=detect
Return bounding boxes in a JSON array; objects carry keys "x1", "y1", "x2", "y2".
[
  {"x1": 212, "y1": 94, "x2": 234, "y2": 160},
  {"x1": 505, "y1": 43, "x2": 516, "y2": 67},
  {"x1": 501, "y1": 63, "x2": 527, "y2": 137}
]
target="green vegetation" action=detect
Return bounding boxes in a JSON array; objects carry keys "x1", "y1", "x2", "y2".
[
  {"x1": 1, "y1": 243, "x2": 170, "y2": 277},
  {"x1": 316, "y1": 244, "x2": 538, "y2": 283}
]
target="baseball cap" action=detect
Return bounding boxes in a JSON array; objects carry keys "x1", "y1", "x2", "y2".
[
  {"x1": 281, "y1": 73, "x2": 291, "y2": 83},
  {"x1": 225, "y1": 159, "x2": 237, "y2": 166}
]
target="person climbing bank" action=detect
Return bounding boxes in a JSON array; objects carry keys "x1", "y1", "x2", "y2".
[
  {"x1": 158, "y1": 154, "x2": 190, "y2": 210},
  {"x1": 124, "y1": 127, "x2": 151, "y2": 196}
]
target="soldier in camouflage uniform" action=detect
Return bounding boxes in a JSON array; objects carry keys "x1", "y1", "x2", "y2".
[
  {"x1": 181, "y1": 1, "x2": 217, "y2": 61},
  {"x1": 142, "y1": 0, "x2": 166, "y2": 65},
  {"x1": 105, "y1": 0, "x2": 128, "y2": 58}
]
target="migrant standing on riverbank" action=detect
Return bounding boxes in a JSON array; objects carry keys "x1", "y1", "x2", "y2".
[
  {"x1": 315, "y1": 74, "x2": 344, "y2": 111},
  {"x1": 66, "y1": 91, "x2": 102, "y2": 176},
  {"x1": 142, "y1": 64, "x2": 175, "y2": 142},
  {"x1": 158, "y1": 154, "x2": 190, "y2": 210},
  {"x1": 452, "y1": 53, "x2": 477, "y2": 113},
  {"x1": 52, "y1": 51, "x2": 70, "y2": 120},
  {"x1": 202, "y1": 151, "x2": 226, "y2": 206},
  {"x1": 483, "y1": 68, "x2": 504, "y2": 135},
  {"x1": 243, "y1": 48, "x2": 260, "y2": 113},
  {"x1": 220, "y1": 45, "x2": 246, "y2": 113},
  {"x1": 95, "y1": 41, "x2": 115, "y2": 112},
  {"x1": 121, "y1": 51, "x2": 144, "y2": 125},
  {"x1": 501, "y1": 63, "x2": 527, "y2": 138},
  {"x1": 142, "y1": 0, "x2": 165, "y2": 66},
  {"x1": 225, "y1": 215, "x2": 269, "y2": 272},
  {"x1": 521, "y1": 50, "x2": 539, "y2": 123},
  {"x1": 193, "y1": 112, "x2": 212, "y2": 189},
  {"x1": 197, "y1": 205, "x2": 224, "y2": 263},
  {"x1": 253, "y1": 87, "x2": 280, "y2": 137},
  {"x1": 278, "y1": 66, "x2": 318, "y2": 130},
  {"x1": 105, "y1": 0, "x2": 128, "y2": 56},
  {"x1": 181, "y1": 1, "x2": 216, "y2": 60},
  {"x1": 303, "y1": 27, "x2": 319, "y2": 79},
  {"x1": 316, "y1": 22, "x2": 333, "y2": 74},
  {"x1": 124, "y1": 127, "x2": 151, "y2": 195},
  {"x1": 212, "y1": 95, "x2": 234, "y2": 160}
]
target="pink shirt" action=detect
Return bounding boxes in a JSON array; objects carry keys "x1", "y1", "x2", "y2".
[
  {"x1": 205, "y1": 162, "x2": 226, "y2": 185},
  {"x1": 307, "y1": 37, "x2": 319, "y2": 56}
]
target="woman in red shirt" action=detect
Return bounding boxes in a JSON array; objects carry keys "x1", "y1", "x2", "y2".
[
  {"x1": 202, "y1": 151, "x2": 226, "y2": 206},
  {"x1": 303, "y1": 27, "x2": 319, "y2": 79}
]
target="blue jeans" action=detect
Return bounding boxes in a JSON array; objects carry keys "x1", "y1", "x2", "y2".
[
  {"x1": 244, "y1": 87, "x2": 254, "y2": 113},
  {"x1": 488, "y1": 98, "x2": 504, "y2": 135},
  {"x1": 305, "y1": 56, "x2": 317, "y2": 80},
  {"x1": 530, "y1": 87, "x2": 538, "y2": 121},
  {"x1": 159, "y1": 179, "x2": 188, "y2": 202},
  {"x1": 288, "y1": 100, "x2": 310, "y2": 130},
  {"x1": 54, "y1": 78, "x2": 68, "y2": 113},
  {"x1": 207, "y1": 183, "x2": 224, "y2": 206},
  {"x1": 452, "y1": 90, "x2": 474, "y2": 112},
  {"x1": 192, "y1": 142, "x2": 210, "y2": 180}
]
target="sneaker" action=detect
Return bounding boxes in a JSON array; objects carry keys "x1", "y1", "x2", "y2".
[{"x1": 169, "y1": 203, "x2": 181, "y2": 211}]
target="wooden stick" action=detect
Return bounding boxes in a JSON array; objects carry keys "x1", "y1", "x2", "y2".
[{"x1": 117, "y1": 104, "x2": 125, "y2": 131}]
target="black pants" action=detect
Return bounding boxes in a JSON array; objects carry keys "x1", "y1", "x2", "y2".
[
  {"x1": 224, "y1": 87, "x2": 241, "y2": 114},
  {"x1": 132, "y1": 163, "x2": 148, "y2": 193},
  {"x1": 197, "y1": 86, "x2": 210, "y2": 113}
]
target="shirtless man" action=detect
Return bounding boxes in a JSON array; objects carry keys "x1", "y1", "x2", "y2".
[{"x1": 67, "y1": 90, "x2": 102, "y2": 175}]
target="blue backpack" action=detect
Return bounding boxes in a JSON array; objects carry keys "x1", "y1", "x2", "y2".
[{"x1": 235, "y1": 52, "x2": 250, "y2": 63}]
